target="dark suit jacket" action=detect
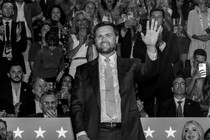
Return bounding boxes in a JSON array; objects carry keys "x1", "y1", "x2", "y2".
[
  {"x1": 136, "y1": 28, "x2": 179, "y2": 101},
  {"x1": 71, "y1": 54, "x2": 158, "y2": 140},
  {"x1": 158, "y1": 98, "x2": 202, "y2": 117},
  {"x1": 0, "y1": 20, "x2": 27, "y2": 73},
  {"x1": 0, "y1": 81, "x2": 35, "y2": 117}
]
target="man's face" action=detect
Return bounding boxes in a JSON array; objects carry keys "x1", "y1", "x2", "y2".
[
  {"x1": 85, "y1": 2, "x2": 96, "y2": 18},
  {"x1": 150, "y1": 10, "x2": 164, "y2": 27},
  {"x1": 2, "y1": 2, "x2": 14, "y2": 18},
  {"x1": 95, "y1": 25, "x2": 118, "y2": 55},
  {"x1": 193, "y1": 55, "x2": 206, "y2": 68},
  {"x1": 7, "y1": 65, "x2": 23, "y2": 83},
  {"x1": 40, "y1": 94, "x2": 58, "y2": 114},
  {"x1": 172, "y1": 77, "x2": 186, "y2": 97},
  {"x1": 126, "y1": 2, "x2": 139, "y2": 17}
]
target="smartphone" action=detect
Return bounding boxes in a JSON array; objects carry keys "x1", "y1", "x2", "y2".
[{"x1": 198, "y1": 63, "x2": 206, "y2": 78}]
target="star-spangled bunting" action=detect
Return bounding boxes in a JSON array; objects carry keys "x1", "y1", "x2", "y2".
[
  {"x1": 34, "y1": 127, "x2": 46, "y2": 138},
  {"x1": 56, "y1": 127, "x2": 68, "y2": 138},
  {"x1": 144, "y1": 126, "x2": 155, "y2": 138},
  {"x1": 13, "y1": 127, "x2": 24, "y2": 138},
  {"x1": 165, "y1": 126, "x2": 177, "y2": 138}
]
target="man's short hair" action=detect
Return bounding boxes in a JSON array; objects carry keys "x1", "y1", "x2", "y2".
[
  {"x1": 172, "y1": 75, "x2": 186, "y2": 86},
  {"x1": 150, "y1": 8, "x2": 165, "y2": 19},
  {"x1": 94, "y1": 22, "x2": 119, "y2": 37},
  {"x1": 45, "y1": 30, "x2": 59, "y2": 47},
  {"x1": 193, "y1": 49, "x2": 207, "y2": 61},
  {"x1": 39, "y1": 91, "x2": 57, "y2": 102},
  {"x1": 1, "y1": 0, "x2": 14, "y2": 9},
  {"x1": 0, "y1": 119, "x2": 7, "y2": 130},
  {"x1": 8, "y1": 61, "x2": 23, "y2": 72}
]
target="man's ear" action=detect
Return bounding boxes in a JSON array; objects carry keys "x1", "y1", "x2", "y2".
[
  {"x1": 116, "y1": 35, "x2": 119, "y2": 43},
  {"x1": 171, "y1": 87, "x2": 174, "y2": 92}
]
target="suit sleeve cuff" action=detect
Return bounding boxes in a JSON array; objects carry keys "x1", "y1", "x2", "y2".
[
  {"x1": 147, "y1": 50, "x2": 157, "y2": 61},
  {"x1": 76, "y1": 131, "x2": 87, "y2": 140}
]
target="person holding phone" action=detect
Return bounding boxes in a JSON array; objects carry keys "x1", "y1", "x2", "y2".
[{"x1": 185, "y1": 49, "x2": 210, "y2": 115}]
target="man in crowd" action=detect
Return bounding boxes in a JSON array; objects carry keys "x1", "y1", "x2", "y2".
[
  {"x1": 71, "y1": 19, "x2": 161, "y2": 140},
  {"x1": 0, "y1": 0, "x2": 27, "y2": 83},
  {"x1": 0, "y1": 61, "x2": 34, "y2": 117},
  {"x1": 30, "y1": 91, "x2": 64, "y2": 117},
  {"x1": 14, "y1": 0, "x2": 43, "y2": 82},
  {"x1": 136, "y1": 8, "x2": 179, "y2": 117},
  {"x1": 158, "y1": 75, "x2": 202, "y2": 117}
]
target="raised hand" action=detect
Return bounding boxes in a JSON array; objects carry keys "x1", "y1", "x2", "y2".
[{"x1": 141, "y1": 19, "x2": 162, "y2": 52}]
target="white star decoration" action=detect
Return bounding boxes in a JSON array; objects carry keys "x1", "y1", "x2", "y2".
[
  {"x1": 165, "y1": 126, "x2": 177, "y2": 138},
  {"x1": 13, "y1": 127, "x2": 24, "y2": 138},
  {"x1": 144, "y1": 126, "x2": 155, "y2": 138},
  {"x1": 34, "y1": 127, "x2": 46, "y2": 138},
  {"x1": 56, "y1": 127, "x2": 68, "y2": 138}
]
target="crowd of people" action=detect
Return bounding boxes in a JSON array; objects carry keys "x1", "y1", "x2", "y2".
[{"x1": 0, "y1": 0, "x2": 210, "y2": 139}]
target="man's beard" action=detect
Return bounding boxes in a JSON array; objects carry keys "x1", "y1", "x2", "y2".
[
  {"x1": 10, "y1": 76, "x2": 22, "y2": 83},
  {"x1": 96, "y1": 42, "x2": 116, "y2": 54}
]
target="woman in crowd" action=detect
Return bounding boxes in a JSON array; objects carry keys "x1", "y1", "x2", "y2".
[
  {"x1": 187, "y1": 0, "x2": 210, "y2": 64},
  {"x1": 172, "y1": 0, "x2": 190, "y2": 68},
  {"x1": 182, "y1": 120, "x2": 204, "y2": 140},
  {"x1": 67, "y1": 10, "x2": 95, "y2": 78},
  {"x1": 32, "y1": 30, "x2": 65, "y2": 87},
  {"x1": 56, "y1": 74, "x2": 74, "y2": 116}
]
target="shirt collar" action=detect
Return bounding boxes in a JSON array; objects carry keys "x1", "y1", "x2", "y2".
[
  {"x1": 174, "y1": 97, "x2": 185, "y2": 105},
  {"x1": 98, "y1": 52, "x2": 117, "y2": 65}
]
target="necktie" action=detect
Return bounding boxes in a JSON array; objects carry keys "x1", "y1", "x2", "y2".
[
  {"x1": 6, "y1": 21, "x2": 10, "y2": 42},
  {"x1": 177, "y1": 101, "x2": 183, "y2": 117},
  {"x1": 104, "y1": 58, "x2": 116, "y2": 118}
]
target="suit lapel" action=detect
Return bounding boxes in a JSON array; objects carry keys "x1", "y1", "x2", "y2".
[
  {"x1": 184, "y1": 99, "x2": 191, "y2": 117},
  {"x1": 88, "y1": 59, "x2": 100, "y2": 108},
  {"x1": 171, "y1": 99, "x2": 177, "y2": 116},
  {"x1": 117, "y1": 56, "x2": 127, "y2": 96}
]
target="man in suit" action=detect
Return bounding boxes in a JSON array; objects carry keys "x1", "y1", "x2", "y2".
[
  {"x1": 0, "y1": 61, "x2": 34, "y2": 117},
  {"x1": 29, "y1": 91, "x2": 64, "y2": 117},
  {"x1": 158, "y1": 75, "x2": 202, "y2": 117},
  {"x1": 135, "y1": 8, "x2": 179, "y2": 117},
  {"x1": 0, "y1": 0, "x2": 27, "y2": 83},
  {"x1": 71, "y1": 20, "x2": 161, "y2": 140}
]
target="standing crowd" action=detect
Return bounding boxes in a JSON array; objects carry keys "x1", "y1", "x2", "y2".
[{"x1": 0, "y1": 0, "x2": 210, "y2": 139}]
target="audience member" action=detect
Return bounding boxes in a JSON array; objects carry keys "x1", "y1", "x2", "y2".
[
  {"x1": 0, "y1": 61, "x2": 34, "y2": 117},
  {"x1": 136, "y1": 8, "x2": 179, "y2": 117},
  {"x1": 31, "y1": 77, "x2": 49, "y2": 114},
  {"x1": 67, "y1": 10, "x2": 95, "y2": 78},
  {"x1": 181, "y1": 120, "x2": 204, "y2": 140},
  {"x1": 185, "y1": 49, "x2": 210, "y2": 110},
  {"x1": 118, "y1": 0, "x2": 142, "y2": 58},
  {"x1": 30, "y1": 91, "x2": 64, "y2": 117},
  {"x1": 14, "y1": 0, "x2": 43, "y2": 83},
  {"x1": 29, "y1": 23, "x2": 51, "y2": 70},
  {"x1": 0, "y1": 0, "x2": 27, "y2": 83},
  {"x1": 158, "y1": 75, "x2": 202, "y2": 117},
  {"x1": 0, "y1": 119, "x2": 13, "y2": 140},
  {"x1": 187, "y1": 0, "x2": 210, "y2": 64},
  {"x1": 204, "y1": 128, "x2": 210, "y2": 140},
  {"x1": 32, "y1": 30, "x2": 65, "y2": 85},
  {"x1": 171, "y1": 0, "x2": 190, "y2": 68},
  {"x1": 71, "y1": 18, "x2": 161, "y2": 139},
  {"x1": 56, "y1": 74, "x2": 73, "y2": 116}
]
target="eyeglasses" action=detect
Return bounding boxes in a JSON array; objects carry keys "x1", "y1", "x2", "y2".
[
  {"x1": 43, "y1": 101, "x2": 57, "y2": 106},
  {"x1": 173, "y1": 82, "x2": 186, "y2": 87}
]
